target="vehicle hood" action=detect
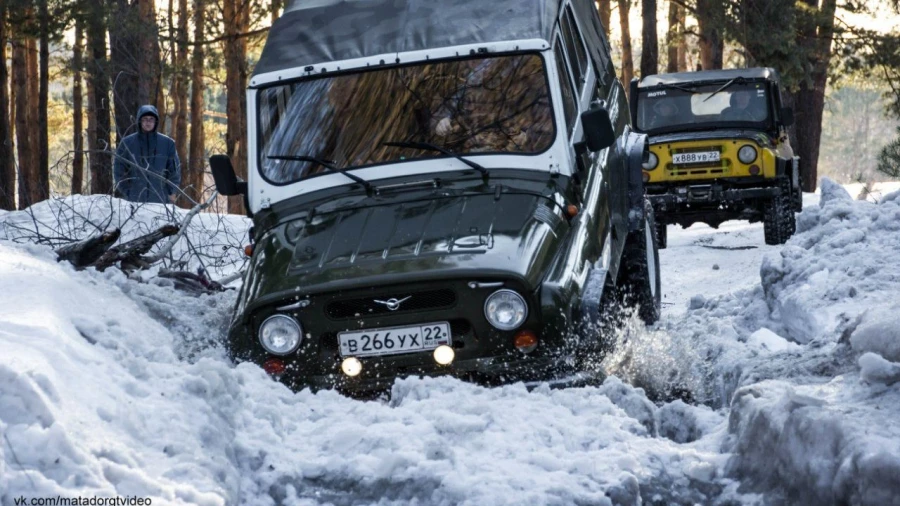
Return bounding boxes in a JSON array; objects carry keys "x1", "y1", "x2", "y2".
[
  {"x1": 649, "y1": 129, "x2": 775, "y2": 148},
  {"x1": 238, "y1": 192, "x2": 568, "y2": 314}
]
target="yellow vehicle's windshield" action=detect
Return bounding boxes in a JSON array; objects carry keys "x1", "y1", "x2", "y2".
[
  {"x1": 636, "y1": 82, "x2": 770, "y2": 133},
  {"x1": 257, "y1": 53, "x2": 555, "y2": 185}
]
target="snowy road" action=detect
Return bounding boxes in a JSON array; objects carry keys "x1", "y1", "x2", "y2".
[{"x1": 2, "y1": 181, "x2": 900, "y2": 506}]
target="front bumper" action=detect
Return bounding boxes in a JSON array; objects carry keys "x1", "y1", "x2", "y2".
[
  {"x1": 276, "y1": 351, "x2": 566, "y2": 395},
  {"x1": 648, "y1": 182, "x2": 782, "y2": 207}
]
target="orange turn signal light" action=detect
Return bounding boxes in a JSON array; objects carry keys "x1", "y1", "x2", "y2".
[
  {"x1": 244, "y1": 244, "x2": 254, "y2": 257},
  {"x1": 749, "y1": 165, "x2": 761, "y2": 176},
  {"x1": 642, "y1": 171, "x2": 651, "y2": 183},
  {"x1": 514, "y1": 330, "x2": 539, "y2": 354},
  {"x1": 566, "y1": 204, "x2": 579, "y2": 218},
  {"x1": 263, "y1": 358, "x2": 286, "y2": 376}
]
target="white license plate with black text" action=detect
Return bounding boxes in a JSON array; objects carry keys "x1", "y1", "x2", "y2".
[
  {"x1": 339, "y1": 322, "x2": 451, "y2": 357},
  {"x1": 672, "y1": 151, "x2": 720, "y2": 164}
]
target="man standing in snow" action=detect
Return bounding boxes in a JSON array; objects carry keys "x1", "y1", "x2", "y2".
[{"x1": 113, "y1": 105, "x2": 181, "y2": 204}]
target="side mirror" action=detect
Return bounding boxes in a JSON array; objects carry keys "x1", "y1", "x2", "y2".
[
  {"x1": 580, "y1": 103, "x2": 616, "y2": 152},
  {"x1": 780, "y1": 107, "x2": 794, "y2": 127},
  {"x1": 210, "y1": 155, "x2": 247, "y2": 196}
]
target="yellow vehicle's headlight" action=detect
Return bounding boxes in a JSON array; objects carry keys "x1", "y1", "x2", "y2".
[
  {"x1": 738, "y1": 145, "x2": 758, "y2": 164},
  {"x1": 642, "y1": 152, "x2": 659, "y2": 170}
]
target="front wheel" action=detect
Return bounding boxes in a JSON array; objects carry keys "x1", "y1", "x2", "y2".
[
  {"x1": 763, "y1": 180, "x2": 797, "y2": 245},
  {"x1": 618, "y1": 198, "x2": 662, "y2": 325}
]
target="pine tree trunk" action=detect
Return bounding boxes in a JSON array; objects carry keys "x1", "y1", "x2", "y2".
[
  {"x1": 0, "y1": 1, "x2": 15, "y2": 210},
  {"x1": 790, "y1": 0, "x2": 837, "y2": 192},
  {"x1": 12, "y1": 35, "x2": 32, "y2": 209},
  {"x1": 696, "y1": 0, "x2": 724, "y2": 70},
  {"x1": 597, "y1": 0, "x2": 611, "y2": 39},
  {"x1": 617, "y1": 0, "x2": 634, "y2": 98},
  {"x1": 109, "y1": 0, "x2": 140, "y2": 141},
  {"x1": 666, "y1": 0, "x2": 686, "y2": 73},
  {"x1": 138, "y1": 0, "x2": 160, "y2": 106},
  {"x1": 26, "y1": 36, "x2": 40, "y2": 205},
  {"x1": 167, "y1": 0, "x2": 177, "y2": 140},
  {"x1": 640, "y1": 0, "x2": 658, "y2": 78},
  {"x1": 174, "y1": 0, "x2": 188, "y2": 206},
  {"x1": 86, "y1": 0, "x2": 112, "y2": 195},
  {"x1": 37, "y1": 0, "x2": 49, "y2": 203},
  {"x1": 72, "y1": 17, "x2": 84, "y2": 195},
  {"x1": 223, "y1": 0, "x2": 249, "y2": 214},
  {"x1": 188, "y1": 0, "x2": 206, "y2": 204}
]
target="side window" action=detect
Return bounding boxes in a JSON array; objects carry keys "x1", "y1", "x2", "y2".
[
  {"x1": 554, "y1": 40, "x2": 578, "y2": 136},
  {"x1": 561, "y1": 5, "x2": 589, "y2": 88}
]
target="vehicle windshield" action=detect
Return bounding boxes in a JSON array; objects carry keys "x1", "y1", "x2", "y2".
[
  {"x1": 257, "y1": 53, "x2": 555, "y2": 185},
  {"x1": 635, "y1": 81, "x2": 770, "y2": 133}
]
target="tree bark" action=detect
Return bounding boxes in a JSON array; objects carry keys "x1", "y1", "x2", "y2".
[
  {"x1": 640, "y1": 0, "x2": 658, "y2": 77},
  {"x1": 188, "y1": 0, "x2": 206, "y2": 204},
  {"x1": 617, "y1": 0, "x2": 634, "y2": 97},
  {"x1": 138, "y1": 0, "x2": 160, "y2": 106},
  {"x1": 37, "y1": 0, "x2": 49, "y2": 203},
  {"x1": 223, "y1": 0, "x2": 249, "y2": 214},
  {"x1": 109, "y1": 0, "x2": 140, "y2": 141},
  {"x1": 167, "y1": 0, "x2": 177, "y2": 139},
  {"x1": 696, "y1": 0, "x2": 724, "y2": 70},
  {"x1": 12, "y1": 34, "x2": 33, "y2": 209},
  {"x1": 666, "y1": 0, "x2": 686, "y2": 73},
  {"x1": 0, "y1": 1, "x2": 15, "y2": 210},
  {"x1": 597, "y1": 0, "x2": 611, "y2": 39},
  {"x1": 86, "y1": 0, "x2": 113, "y2": 195},
  {"x1": 174, "y1": 0, "x2": 189, "y2": 205},
  {"x1": 790, "y1": 0, "x2": 837, "y2": 192},
  {"x1": 72, "y1": 17, "x2": 85, "y2": 195}
]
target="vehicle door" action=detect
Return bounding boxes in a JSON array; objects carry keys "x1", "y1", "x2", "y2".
[{"x1": 555, "y1": 3, "x2": 626, "y2": 270}]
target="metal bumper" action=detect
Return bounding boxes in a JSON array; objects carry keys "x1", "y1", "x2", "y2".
[
  {"x1": 280, "y1": 353, "x2": 563, "y2": 394},
  {"x1": 648, "y1": 183, "x2": 781, "y2": 207}
]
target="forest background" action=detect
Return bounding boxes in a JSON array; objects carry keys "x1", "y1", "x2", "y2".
[{"x1": 0, "y1": 0, "x2": 899, "y2": 214}]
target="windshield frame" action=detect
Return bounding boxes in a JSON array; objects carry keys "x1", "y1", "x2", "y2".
[
  {"x1": 634, "y1": 78, "x2": 776, "y2": 135},
  {"x1": 254, "y1": 50, "x2": 559, "y2": 188}
]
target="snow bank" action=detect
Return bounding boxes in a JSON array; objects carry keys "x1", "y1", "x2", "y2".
[
  {"x1": 719, "y1": 179, "x2": 900, "y2": 504},
  {"x1": 0, "y1": 239, "x2": 741, "y2": 505}
]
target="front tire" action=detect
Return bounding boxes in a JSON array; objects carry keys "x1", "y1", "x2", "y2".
[
  {"x1": 618, "y1": 198, "x2": 662, "y2": 325},
  {"x1": 656, "y1": 220, "x2": 668, "y2": 250},
  {"x1": 763, "y1": 179, "x2": 797, "y2": 245}
]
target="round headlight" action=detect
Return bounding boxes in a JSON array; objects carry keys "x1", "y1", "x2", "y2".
[
  {"x1": 642, "y1": 152, "x2": 659, "y2": 170},
  {"x1": 258, "y1": 315, "x2": 302, "y2": 355},
  {"x1": 484, "y1": 289, "x2": 528, "y2": 331},
  {"x1": 738, "y1": 145, "x2": 758, "y2": 164}
]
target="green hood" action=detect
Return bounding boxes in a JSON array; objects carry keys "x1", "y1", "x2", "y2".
[{"x1": 237, "y1": 191, "x2": 568, "y2": 315}]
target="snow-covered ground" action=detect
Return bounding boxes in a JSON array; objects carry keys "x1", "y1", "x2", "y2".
[{"x1": 1, "y1": 180, "x2": 899, "y2": 505}]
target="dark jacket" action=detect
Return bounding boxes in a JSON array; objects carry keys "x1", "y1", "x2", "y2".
[{"x1": 113, "y1": 105, "x2": 181, "y2": 204}]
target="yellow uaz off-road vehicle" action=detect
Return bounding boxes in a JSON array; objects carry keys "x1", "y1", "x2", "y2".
[{"x1": 630, "y1": 68, "x2": 801, "y2": 247}]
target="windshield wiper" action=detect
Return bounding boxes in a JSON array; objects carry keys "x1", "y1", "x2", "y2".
[
  {"x1": 267, "y1": 155, "x2": 373, "y2": 193},
  {"x1": 383, "y1": 141, "x2": 489, "y2": 181},
  {"x1": 657, "y1": 83, "x2": 699, "y2": 94},
  {"x1": 703, "y1": 77, "x2": 745, "y2": 102}
]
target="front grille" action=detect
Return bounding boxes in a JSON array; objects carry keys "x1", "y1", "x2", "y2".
[{"x1": 326, "y1": 288, "x2": 457, "y2": 319}]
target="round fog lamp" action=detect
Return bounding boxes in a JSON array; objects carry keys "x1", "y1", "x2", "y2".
[
  {"x1": 341, "y1": 357, "x2": 362, "y2": 377},
  {"x1": 642, "y1": 152, "x2": 659, "y2": 170},
  {"x1": 433, "y1": 345, "x2": 455, "y2": 365},
  {"x1": 484, "y1": 289, "x2": 528, "y2": 331},
  {"x1": 259, "y1": 315, "x2": 302, "y2": 355},
  {"x1": 738, "y1": 145, "x2": 758, "y2": 164}
]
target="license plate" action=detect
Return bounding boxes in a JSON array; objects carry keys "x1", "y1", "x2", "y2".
[
  {"x1": 339, "y1": 322, "x2": 451, "y2": 357},
  {"x1": 672, "y1": 151, "x2": 720, "y2": 164}
]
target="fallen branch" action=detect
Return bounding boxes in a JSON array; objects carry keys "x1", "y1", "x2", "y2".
[
  {"x1": 90, "y1": 224, "x2": 180, "y2": 271},
  {"x1": 54, "y1": 229, "x2": 122, "y2": 268},
  {"x1": 157, "y1": 268, "x2": 229, "y2": 295}
]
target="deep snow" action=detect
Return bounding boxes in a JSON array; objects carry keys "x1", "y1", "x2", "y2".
[{"x1": 1, "y1": 180, "x2": 899, "y2": 505}]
